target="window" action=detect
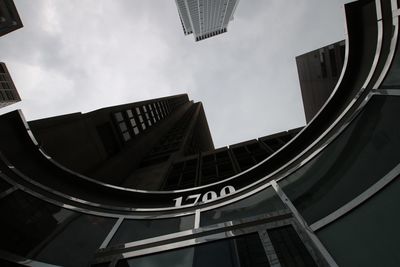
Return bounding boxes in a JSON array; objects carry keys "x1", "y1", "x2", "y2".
[
  {"x1": 126, "y1": 109, "x2": 133, "y2": 118},
  {"x1": 130, "y1": 118, "x2": 137, "y2": 127},
  {"x1": 119, "y1": 122, "x2": 127, "y2": 132},
  {"x1": 122, "y1": 132, "x2": 131, "y2": 141},
  {"x1": 114, "y1": 112, "x2": 123, "y2": 122}
]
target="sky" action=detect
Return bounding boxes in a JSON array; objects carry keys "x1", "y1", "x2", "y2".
[{"x1": 0, "y1": 0, "x2": 350, "y2": 148}]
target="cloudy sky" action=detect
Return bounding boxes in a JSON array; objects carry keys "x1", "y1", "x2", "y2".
[{"x1": 0, "y1": 0, "x2": 349, "y2": 148}]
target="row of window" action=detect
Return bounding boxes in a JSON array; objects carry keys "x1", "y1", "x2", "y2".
[
  {"x1": 0, "y1": 89, "x2": 16, "y2": 101},
  {"x1": 0, "y1": 81, "x2": 12, "y2": 90},
  {"x1": 113, "y1": 100, "x2": 171, "y2": 142},
  {"x1": 164, "y1": 130, "x2": 301, "y2": 189},
  {"x1": 140, "y1": 106, "x2": 197, "y2": 168}
]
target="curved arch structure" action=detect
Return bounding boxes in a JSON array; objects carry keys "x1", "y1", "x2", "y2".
[{"x1": 0, "y1": 0, "x2": 400, "y2": 266}]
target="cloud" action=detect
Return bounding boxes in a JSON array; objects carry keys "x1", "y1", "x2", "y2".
[{"x1": 0, "y1": 0, "x2": 348, "y2": 147}]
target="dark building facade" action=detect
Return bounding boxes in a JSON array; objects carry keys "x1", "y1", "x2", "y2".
[
  {"x1": 0, "y1": 0, "x2": 23, "y2": 37},
  {"x1": 29, "y1": 93, "x2": 302, "y2": 191},
  {"x1": 29, "y1": 94, "x2": 215, "y2": 190},
  {"x1": 0, "y1": 62, "x2": 20, "y2": 108},
  {"x1": 0, "y1": 0, "x2": 399, "y2": 266},
  {"x1": 296, "y1": 40, "x2": 346, "y2": 123}
]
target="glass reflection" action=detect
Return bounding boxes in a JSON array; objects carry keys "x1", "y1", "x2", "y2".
[
  {"x1": 109, "y1": 216, "x2": 195, "y2": 247},
  {"x1": 381, "y1": 28, "x2": 400, "y2": 89},
  {"x1": 279, "y1": 96, "x2": 400, "y2": 224},
  {"x1": 200, "y1": 186, "x2": 286, "y2": 227},
  {"x1": 0, "y1": 190, "x2": 116, "y2": 267},
  {"x1": 317, "y1": 178, "x2": 400, "y2": 266}
]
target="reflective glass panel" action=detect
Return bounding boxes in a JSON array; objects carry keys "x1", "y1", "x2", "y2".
[
  {"x1": 108, "y1": 215, "x2": 195, "y2": 247},
  {"x1": 200, "y1": 186, "x2": 286, "y2": 227},
  {"x1": 381, "y1": 29, "x2": 400, "y2": 89},
  {"x1": 317, "y1": 178, "x2": 400, "y2": 266},
  {"x1": 0, "y1": 190, "x2": 116, "y2": 267},
  {"x1": 279, "y1": 96, "x2": 400, "y2": 224},
  {"x1": 117, "y1": 232, "x2": 270, "y2": 267}
]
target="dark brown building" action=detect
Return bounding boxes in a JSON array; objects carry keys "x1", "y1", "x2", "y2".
[
  {"x1": 0, "y1": 62, "x2": 21, "y2": 108},
  {"x1": 29, "y1": 94, "x2": 215, "y2": 190},
  {"x1": 296, "y1": 40, "x2": 346, "y2": 123},
  {"x1": 0, "y1": 0, "x2": 23, "y2": 37}
]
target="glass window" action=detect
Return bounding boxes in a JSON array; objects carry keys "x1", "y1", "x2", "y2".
[
  {"x1": 123, "y1": 132, "x2": 131, "y2": 141},
  {"x1": 142, "y1": 106, "x2": 147, "y2": 112},
  {"x1": 141, "y1": 123, "x2": 146, "y2": 130},
  {"x1": 317, "y1": 177, "x2": 400, "y2": 266},
  {"x1": 135, "y1": 107, "x2": 141, "y2": 115},
  {"x1": 116, "y1": 233, "x2": 270, "y2": 267},
  {"x1": 126, "y1": 110, "x2": 133, "y2": 118},
  {"x1": 109, "y1": 216, "x2": 194, "y2": 246},
  {"x1": 119, "y1": 122, "x2": 127, "y2": 132},
  {"x1": 133, "y1": 128, "x2": 139, "y2": 135},
  {"x1": 268, "y1": 225, "x2": 317, "y2": 266},
  {"x1": 279, "y1": 96, "x2": 400, "y2": 224},
  {"x1": 200, "y1": 186, "x2": 285, "y2": 227},
  {"x1": 114, "y1": 112, "x2": 123, "y2": 122},
  {"x1": 0, "y1": 191, "x2": 116, "y2": 267},
  {"x1": 130, "y1": 118, "x2": 136, "y2": 127}
]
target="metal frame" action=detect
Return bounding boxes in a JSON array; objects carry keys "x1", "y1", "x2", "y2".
[
  {"x1": 271, "y1": 181, "x2": 338, "y2": 267},
  {"x1": 93, "y1": 215, "x2": 324, "y2": 265}
]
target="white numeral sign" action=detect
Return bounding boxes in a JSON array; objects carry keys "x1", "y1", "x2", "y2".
[{"x1": 173, "y1": 186, "x2": 235, "y2": 207}]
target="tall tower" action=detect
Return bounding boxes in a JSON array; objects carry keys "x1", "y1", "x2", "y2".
[
  {"x1": 0, "y1": 0, "x2": 23, "y2": 37},
  {"x1": 175, "y1": 0, "x2": 240, "y2": 41},
  {"x1": 296, "y1": 40, "x2": 346, "y2": 123},
  {"x1": 29, "y1": 94, "x2": 215, "y2": 190},
  {"x1": 0, "y1": 62, "x2": 21, "y2": 108}
]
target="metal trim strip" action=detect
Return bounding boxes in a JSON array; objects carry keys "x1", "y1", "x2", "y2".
[
  {"x1": 374, "y1": 0, "x2": 399, "y2": 88},
  {"x1": 100, "y1": 217, "x2": 124, "y2": 249}
]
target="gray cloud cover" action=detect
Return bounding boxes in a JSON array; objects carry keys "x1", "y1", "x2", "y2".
[{"x1": 0, "y1": 0, "x2": 349, "y2": 147}]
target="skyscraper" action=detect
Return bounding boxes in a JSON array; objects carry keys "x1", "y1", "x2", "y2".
[
  {"x1": 29, "y1": 94, "x2": 215, "y2": 190},
  {"x1": 296, "y1": 40, "x2": 346, "y2": 123},
  {"x1": 0, "y1": 0, "x2": 399, "y2": 266},
  {"x1": 0, "y1": 0, "x2": 23, "y2": 37},
  {"x1": 0, "y1": 62, "x2": 20, "y2": 108},
  {"x1": 175, "y1": 0, "x2": 239, "y2": 41}
]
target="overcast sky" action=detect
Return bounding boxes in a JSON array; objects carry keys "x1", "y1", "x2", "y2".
[{"x1": 0, "y1": 0, "x2": 349, "y2": 148}]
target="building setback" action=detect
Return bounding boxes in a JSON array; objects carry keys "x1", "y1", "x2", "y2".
[
  {"x1": 296, "y1": 40, "x2": 346, "y2": 123},
  {"x1": 0, "y1": 62, "x2": 20, "y2": 108},
  {"x1": 0, "y1": 0, "x2": 23, "y2": 37},
  {"x1": 175, "y1": 0, "x2": 239, "y2": 41}
]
